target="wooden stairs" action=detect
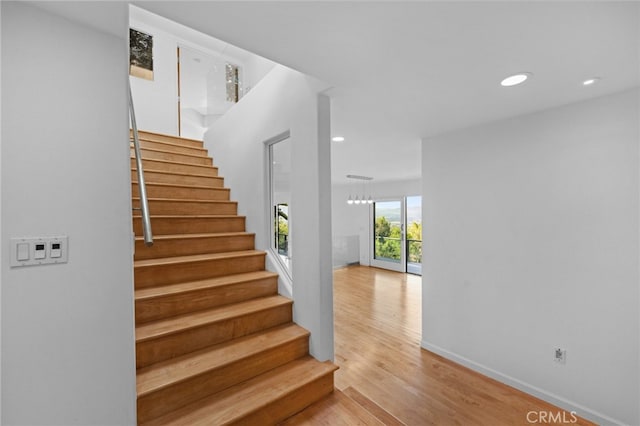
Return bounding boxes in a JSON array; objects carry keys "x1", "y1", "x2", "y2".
[{"x1": 131, "y1": 130, "x2": 337, "y2": 425}]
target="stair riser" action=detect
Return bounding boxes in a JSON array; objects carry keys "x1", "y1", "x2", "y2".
[
  {"x1": 136, "y1": 303, "x2": 293, "y2": 368},
  {"x1": 132, "y1": 148, "x2": 212, "y2": 166},
  {"x1": 134, "y1": 234, "x2": 255, "y2": 260},
  {"x1": 238, "y1": 374, "x2": 335, "y2": 425},
  {"x1": 132, "y1": 131, "x2": 204, "y2": 149},
  {"x1": 133, "y1": 199, "x2": 238, "y2": 216},
  {"x1": 135, "y1": 254, "x2": 266, "y2": 289},
  {"x1": 137, "y1": 337, "x2": 309, "y2": 423},
  {"x1": 133, "y1": 217, "x2": 245, "y2": 236},
  {"x1": 132, "y1": 183, "x2": 230, "y2": 201},
  {"x1": 136, "y1": 276, "x2": 278, "y2": 323},
  {"x1": 132, "y1": 158, "x2": 218, "y2": 177},
  {"x1": 133, "y1": 170, "x2": 224, "y2": 187},
  {"x1": 135, "y1": 139, "x2": 207, "y2": 157}
]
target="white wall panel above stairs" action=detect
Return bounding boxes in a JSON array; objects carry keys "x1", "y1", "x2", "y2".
[{"x1": 204, "y1": 65, "x2": 335, "y2": 361}]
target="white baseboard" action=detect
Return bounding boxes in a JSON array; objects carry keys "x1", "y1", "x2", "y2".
[
  {"x1": 333, "y1": 261, "x2": 360, "y2": 269},
  {"x1": 420, "y1": 340, "x2": 624, "y2": 426}
]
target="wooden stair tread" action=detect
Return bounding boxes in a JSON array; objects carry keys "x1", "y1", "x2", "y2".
[
  {"x1": 134, "y1": 197, "x2": 235, "y2": 205},
  {"x1": 134, "y1": 250, "x2": 263, "y2": 268},
  {"x1": 137, "y1": 323, "x2": 309, "y2": 396},
  {"x1": 133, "y1": 130, "x2": 203, "y2": 144},
  {"x1": 135, "y1": 232, "x2": 254, "y2": 241},
  {"x1": 141, "y1": 357, "x2": 338, "y2": 426},
  {"x1": 130, "y1": 139, "x2": 207, "y2": 153},
  {"x1": 133, "y1": 200, "x2": 238, "y2": 216},
  {"x1": 146, "y1": 214, "x2": 244, "y2": 219},
  {"x1": 136, "y1": 295, "x2": 291, "y2": 342},
  {"x1": 280, "y1": 388, "x2": 388, "y2": 425},
  {"x1": 135, "y1": 271, "x2": 278, "y2": 301},
  {"x1": 131, "y1": 146, "x2": 209, "y2": 159},
  {"x1": 132, "y1": 181, "x2": 229, "y2": 191},
  {"x1": 133, "y1": 215, "x2": 246, "y2": 235},
  {"x1": 132, "y1": 168, "x2": 221, "y2": 180},
  {"x1": 132, "y1": 158, "x2": 216, "y2": 170}
]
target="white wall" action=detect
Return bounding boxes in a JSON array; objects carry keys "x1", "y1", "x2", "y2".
[
  {"x1": 1, "y1": 3, "x2": 136, "y2": 425},
  {"x1": 205, "y1": 65, "x2": 334, "y2": 361},
  {"x1": 331, "y1": 182, "x2": 364, "y2": 268},
  {"x1": 129, "y1": 15, "x2": 180, "y2": 136},
  {"x1": 243, "y1": 52, "x2": 277, "y2": 95},
  {"x1": 332, "y1": 178, "x2": 421, "y2": 267},
  {"x1": 422, "y1": 89, "x2": 639, "y2": 425}
]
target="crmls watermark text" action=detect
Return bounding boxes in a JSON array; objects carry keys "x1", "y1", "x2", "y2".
[{"x1": 526, "y1": 411, "x2": 578, "y2": 424}]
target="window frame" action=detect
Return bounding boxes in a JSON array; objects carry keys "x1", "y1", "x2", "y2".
[{"x1": 264, "y1": 130, "x2": 292, "y2": 279}]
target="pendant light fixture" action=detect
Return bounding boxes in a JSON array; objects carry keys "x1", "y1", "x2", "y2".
[{"x1": 346, "y1": 174, "x2": 373, "y2": 205}]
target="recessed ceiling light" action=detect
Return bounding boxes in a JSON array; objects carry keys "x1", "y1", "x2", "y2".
[
  {"x1": 501, "y1": 72, "x2": 532, "y2": 87},
  {"x1": 332, "y1": 136, "x2": 345, "y2": 142},
  {"x1": 583, "y1": 77, "x2": 601, "y2": 86}
]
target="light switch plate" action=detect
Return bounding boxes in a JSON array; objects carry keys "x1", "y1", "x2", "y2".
[
  {"x1": 34, "y1": 242, "x2": 47, "y2": 260},
  {"x1": 10, "y1": 236, "x2": 68, "y2": 267},
  {"x1": 16, "y1": 243, "x2": 30, "y2": 261}
]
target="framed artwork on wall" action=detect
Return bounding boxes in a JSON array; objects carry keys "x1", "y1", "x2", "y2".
[{"x1": 130, "y1": 28, "x2": 153, "y2": 80}]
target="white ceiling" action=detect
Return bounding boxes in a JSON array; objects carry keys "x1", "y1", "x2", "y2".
[
  {"x1": 32, "y1": 1, "x2": 640, "y2": 184},
  {"x1": 133, "y1": 1, "x2": 640, "y2": 184}
]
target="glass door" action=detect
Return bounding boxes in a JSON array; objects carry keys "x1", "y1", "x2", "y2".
[
  {"x1": 371, "y1": 200, "x2": 405, "y2": 272},
  {"x1": 370, "y1": 197, "x2": 422, "y2": 275}
]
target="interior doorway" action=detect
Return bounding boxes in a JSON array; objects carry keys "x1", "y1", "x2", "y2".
[{"x1": 177, "y1": 45, "x2": 239, "y2": 140}]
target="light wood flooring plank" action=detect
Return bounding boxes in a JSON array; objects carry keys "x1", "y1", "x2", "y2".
[
  {"x1": 326, "y1": 266, "x2": 596, "y2": 426},
  {"x1": 281, "y1": 389, "x2": 386, "y2": 426}
]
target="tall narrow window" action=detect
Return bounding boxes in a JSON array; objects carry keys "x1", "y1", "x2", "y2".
[
  {"x1": 266, "y1": 132, "x2": 292, "y2": 274},
  {"x1": 225, "y1": 63, "x2": 240, "y2": 102},
  {"x1": 129, "y1": 28, "x2": 153, "y2": 80}
]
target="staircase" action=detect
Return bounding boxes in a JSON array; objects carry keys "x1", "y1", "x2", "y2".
[{"x1": 130, "y1": 130, "x2": 337, "y2": 425}]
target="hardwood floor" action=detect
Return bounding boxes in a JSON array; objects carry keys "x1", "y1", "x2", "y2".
[{"x1": 284, "y1": 265, "x2": 596, "y2": 425}]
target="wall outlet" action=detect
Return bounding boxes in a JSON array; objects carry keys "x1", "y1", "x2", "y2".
[{"x1": 554, "y1": 348, "x2": 567, "y2": 364}]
